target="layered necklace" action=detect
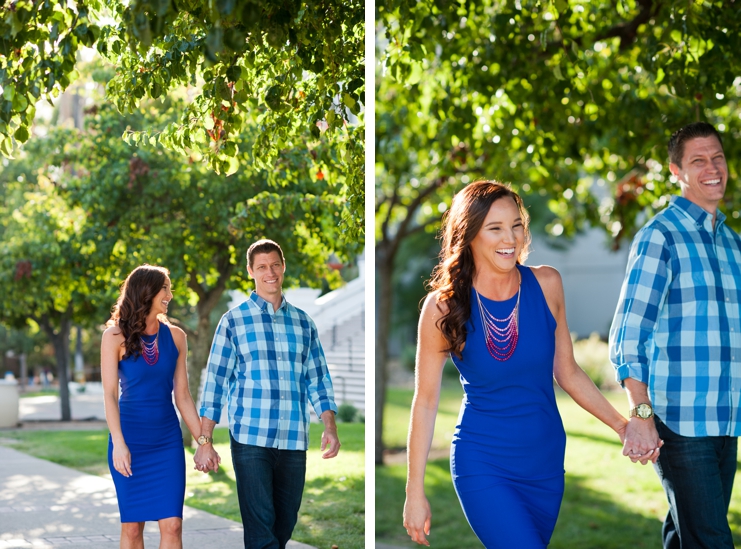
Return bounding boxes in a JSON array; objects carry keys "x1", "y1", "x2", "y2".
[
  {"x1": 474, "y1": 271, "x2": 521, "y2": 361},
  {"x1": 140, "y1": 325, "x2": 159, "y2": 366}
]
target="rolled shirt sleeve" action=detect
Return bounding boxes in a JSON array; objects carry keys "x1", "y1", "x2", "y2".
[
  {"x1": 199, "y1": 313, "x2": 236, "y2": 423},
  {"x1": 609, "y1": 225, "x2": 672, "y2": 385},
  {"x1": 304, "y1": 319, "x2": 338, "y2": 418}
]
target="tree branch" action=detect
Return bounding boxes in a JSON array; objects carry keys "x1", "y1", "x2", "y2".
[
  {"x1": 386, "y1": 175, "x2": 447, "y2": 261},
  {"x1": 168, "y1": 316, "x2": 196, "y2": 339}
]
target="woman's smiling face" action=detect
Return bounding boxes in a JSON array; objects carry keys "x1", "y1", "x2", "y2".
[{"x1": 469, "y1": 196, "x2": 525, "y2": 275}]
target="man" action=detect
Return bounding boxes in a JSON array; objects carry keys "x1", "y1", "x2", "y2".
[
  {"x1": 194, "y1": 239, "x2": 340, "y2": 549},
  {"x1": 610, "y1": 121, "x2": 741, "y2": 549}
]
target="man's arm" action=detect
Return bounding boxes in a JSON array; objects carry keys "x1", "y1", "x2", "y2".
[
  {"x1": 609, "y1": 227, "x2": 671, "y2": 465},
  {"x1": 194, "y1": 313, "x2": 235, "y2": 473},
  {"x1": 319, "y1": 409, "x2": 340, "y2": 459}
]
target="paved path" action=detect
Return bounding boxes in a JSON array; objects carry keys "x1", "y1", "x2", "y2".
[
  {"x1": 17, "y1": 387, "x2": 229, "y2": 426},
  {"x1": 0, "y1": 444, "x2": 314, "y2": 549}
]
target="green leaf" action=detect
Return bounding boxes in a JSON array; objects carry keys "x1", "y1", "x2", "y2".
[{"x1": 14, "y1": 125, "x2": 29, "y2": 143}]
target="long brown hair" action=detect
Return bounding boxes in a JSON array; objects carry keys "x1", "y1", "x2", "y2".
[
  {"x1": 428, "y1": 180, "x2": 531, "y2": 358},
  {"x1": 107, "y1": 264, "x2": 170, "y2": 359}
]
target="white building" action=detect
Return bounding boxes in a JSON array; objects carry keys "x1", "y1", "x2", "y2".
[{"x1": 526, "y1": 230, "x2": 630, "y2": 338}]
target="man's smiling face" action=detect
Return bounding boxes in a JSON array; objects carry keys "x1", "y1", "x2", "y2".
[
  {"x1": 671, "y1": 135, "x2": 728, "y2": 215},
  {"x1": 247, "y1": 251, "x2": 285, "y2": 300}
]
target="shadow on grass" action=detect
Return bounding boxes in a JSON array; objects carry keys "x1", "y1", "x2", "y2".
[
  {"x1": 376, "y1": 458, "x2": 669, "y2": 549},
  {"x1": 564, "y1": 430, "x2": 625, "y2": 448},
  {"x1": 295, "y1": 475, "x2": 365, "y2": 548},
  {"x1": 186, "y1": 468, "x2": 365, "y2": 549},
  {"x1": 552, "y1": 472, "x2": 663, "y2": 549}
]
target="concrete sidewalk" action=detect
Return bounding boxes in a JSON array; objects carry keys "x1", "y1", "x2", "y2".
[{"x1": 0, "y1": 445, "x2": 314, "y2": 549}]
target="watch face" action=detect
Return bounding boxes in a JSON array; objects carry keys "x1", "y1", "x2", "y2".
[
  {"x1": 636, "y1": 404, "x2": 653, "y2": 419},
  {"x1": 197, "y1": 435, "x2": 207, "y2": 445}
]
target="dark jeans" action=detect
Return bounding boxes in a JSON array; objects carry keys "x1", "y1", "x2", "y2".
[
  {"x1": 230, "y1": 434, "x2": 307, "y2": 549},
  {"x1": 653, "y1": 416, "x2": 737, "y2": 549}
]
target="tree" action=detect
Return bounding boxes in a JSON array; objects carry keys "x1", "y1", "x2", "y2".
[
  {"x1": 375, "y1": 0, "x2": 741, "y2": 463},
  {"x1": 0, "y1": 0, "x2": 364, "y2": 236},
  {"x1": 23, "y1": 95, "x2": 356, "y2": 437},
  {"x1": 0, "y1": 156, "x2": 116, "y2": 420}
]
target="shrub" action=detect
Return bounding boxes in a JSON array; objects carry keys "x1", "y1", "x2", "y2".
[
  {"x1": 337, "y1": 402, "x2": 359, "y2": 423},
  {"x1": 572, "y1": 332, "x2": 621, "y2": 391}
]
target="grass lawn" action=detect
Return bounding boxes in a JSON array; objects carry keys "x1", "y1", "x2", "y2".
[
  {"x1": 3, "y1": 422, "x2": 364, "y2": 549},
  {"x1": 377, "y1": 381, "x2": 741, "y2": 548},
  {"x1": 18, "y1": 389, "x2": 59, "y2": 398}
]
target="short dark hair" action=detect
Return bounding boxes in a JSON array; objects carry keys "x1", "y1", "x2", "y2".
[
  {"x1": 668, "y1": 122, "x2": 723, "y2": 167},
  {"x1": 246, "y1": 239, "x2": 284, "y2": 268}
]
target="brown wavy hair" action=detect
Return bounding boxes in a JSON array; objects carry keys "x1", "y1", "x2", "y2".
[
  {"x1": 107, "y1": 264, "x2": 170, "y2": 359},
  {"x1": 427, "y1": 180, "x2": 531, "y2": 358}
]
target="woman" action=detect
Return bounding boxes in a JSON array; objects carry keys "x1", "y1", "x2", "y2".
[
  {"x1": 403, "y1": 181, "x2": 660, "y2": 548},
  {"x1": 102, "y1": 264, "x2": 217, "y2": 549}
]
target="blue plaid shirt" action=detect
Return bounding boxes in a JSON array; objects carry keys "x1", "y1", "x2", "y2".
[
  {"x1": 199, "y1": 292, "x2": 337, "y2": 450},
  {"x1": 610, "y1": 196, "x2": 741, "y2": 437}
]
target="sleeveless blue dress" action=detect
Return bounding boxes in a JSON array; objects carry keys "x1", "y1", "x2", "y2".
[
  {"x1": 450, "y1": 265, "x2": 566, "y2": 548},
  {"x1": 108, "y1": 322, "x2": 185, "y2": 523}
]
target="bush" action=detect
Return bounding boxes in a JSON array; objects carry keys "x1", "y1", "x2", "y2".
[
  {"x1": 572, "y1": 332, "x2": 621, "y2": 391},
  {"x1": 337, "y1": 402, "x2": 359, "y2": 423},
  {"x1": 401, "y1": 344, "x2": 417, "y2": 372}
]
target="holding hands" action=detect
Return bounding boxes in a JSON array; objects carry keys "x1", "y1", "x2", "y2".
[
  {"x1": 622, "y1": 416, "x2": 664, "y2": 465},
  {"x1": 194, "y1": 440, "x2": 221, "y2": 473}
]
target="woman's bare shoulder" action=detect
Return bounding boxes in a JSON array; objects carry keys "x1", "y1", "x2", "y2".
[
  {"x1": 168, "y1": 324, "x2": 187, "y2": 345},
  {"x1": 421, "y1": 290, "x2": 450, "y2": 318},
  {"x1": 102, "y1": 325, "x2": 124, "y2": 342},
  {"x1": 527, "y1": 264, "x2": 563, "y2": 293}
]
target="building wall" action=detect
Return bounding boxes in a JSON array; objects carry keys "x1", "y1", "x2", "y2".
[{"x1": 525, "y1": 229, "x2": 630, "y2": 338}]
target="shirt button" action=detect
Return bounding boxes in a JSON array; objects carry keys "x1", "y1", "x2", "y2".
[{"x1": 281, "y1": 395, "x2": 284, "y2": 399}]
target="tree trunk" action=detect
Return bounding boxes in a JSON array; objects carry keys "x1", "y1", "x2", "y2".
[
  {"x1": 40, "y1": 313, "x2": 72, "y2": 421},
  {"x1": 375, "y1": 245, "x2": 394, "y2": 465},
  {"x1": 179, "y1": 285, "x2": 227, "y2": 445}
]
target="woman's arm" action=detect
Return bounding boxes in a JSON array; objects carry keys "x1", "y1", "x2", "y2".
[
  {"x1": 171, "y1": 327, "x2": 210, "y2": 441},
  {"x1": 532, "y1": 266, "x2": 633, "y2": 445},
  {"x1": 403, "y1": 293, "x2": 450, "y2": 547},
  {"x1": 101, "y1": 327, "x2": 132, "y2": 477}
]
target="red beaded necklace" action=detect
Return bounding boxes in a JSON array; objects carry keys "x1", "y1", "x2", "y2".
[
  {"x1": 140, "y1": 326, "x2": 159, "y2": 366},
  {"x1": 474, "y1": 271, "x2": 521, "y2": 361}
]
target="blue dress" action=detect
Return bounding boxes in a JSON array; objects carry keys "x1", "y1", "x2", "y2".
[
  {"x1": 108, "y1": 322, "x2": 185, "y2": 523},
  {"x1": 450, "y1": 265, "x2": 566, "y2": 548}
]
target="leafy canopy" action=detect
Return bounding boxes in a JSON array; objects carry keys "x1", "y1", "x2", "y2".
[
  {"x1": 0, "y1": 0, "x2": 364, "y2": 237},
  {"x1": 377, "y1": 0, "x2": 741, "y2": 246}
]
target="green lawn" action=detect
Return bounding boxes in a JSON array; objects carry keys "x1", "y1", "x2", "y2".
[
  {"x1": 3, "y1": 422, "x2": 364, "y2": 549},
  {"x1": 377, "y1": 382, "x2": 741, "y2": 548}
]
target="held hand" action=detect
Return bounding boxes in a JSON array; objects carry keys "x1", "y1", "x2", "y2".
[
  {"x1": 320, "y1": 427, "x2": 341, "y2": 459},
  {"x1": 403, "y1": 493, "x2": 432, "y2": 546},
  {"x1": 623, "y1": 418, "x2": 664, "y2": 465},
  {"x1": 194, "y1": 444, "x2": 221, "y2": 473},
  {"x1": 112, "y1": 442, "x2": 133, "y2": 478}
]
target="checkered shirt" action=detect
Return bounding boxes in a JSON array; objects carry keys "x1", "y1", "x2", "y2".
[
  {"x1": 609, "y1": 196, "x2": 741, "y2": 437},
  {"x1": 199, "y1": 292, "x2": 337, "y2": 449}
]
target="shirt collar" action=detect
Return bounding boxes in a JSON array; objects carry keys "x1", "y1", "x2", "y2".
[
  {"x1": 670, "y1": 195, "x2": 726, "y2": 230},
  {"x1": 249, "y1": 291, "x2": 286, "y2": 314}
]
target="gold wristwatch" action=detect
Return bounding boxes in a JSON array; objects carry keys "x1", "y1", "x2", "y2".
[
  {"x1": 629, "y1": 403, "x2": 654, "y2": 420},
  {"x1": 197, "y1": 435, "x2": 213, "y2": 446}
]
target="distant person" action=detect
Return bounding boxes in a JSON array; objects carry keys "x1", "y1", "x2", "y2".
[
  {"x1": 101, "y1": 264, "x2": 212, "y2": 548},
  {"x1": 194, "y1": 239, "x2": 340, "y2": 549},
  {"x1": 610, "y1": 121, "x2": 741, "y2": 548},
  {"x1": 403, "y1": 181, "x2": 631, "y2": 548}
]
